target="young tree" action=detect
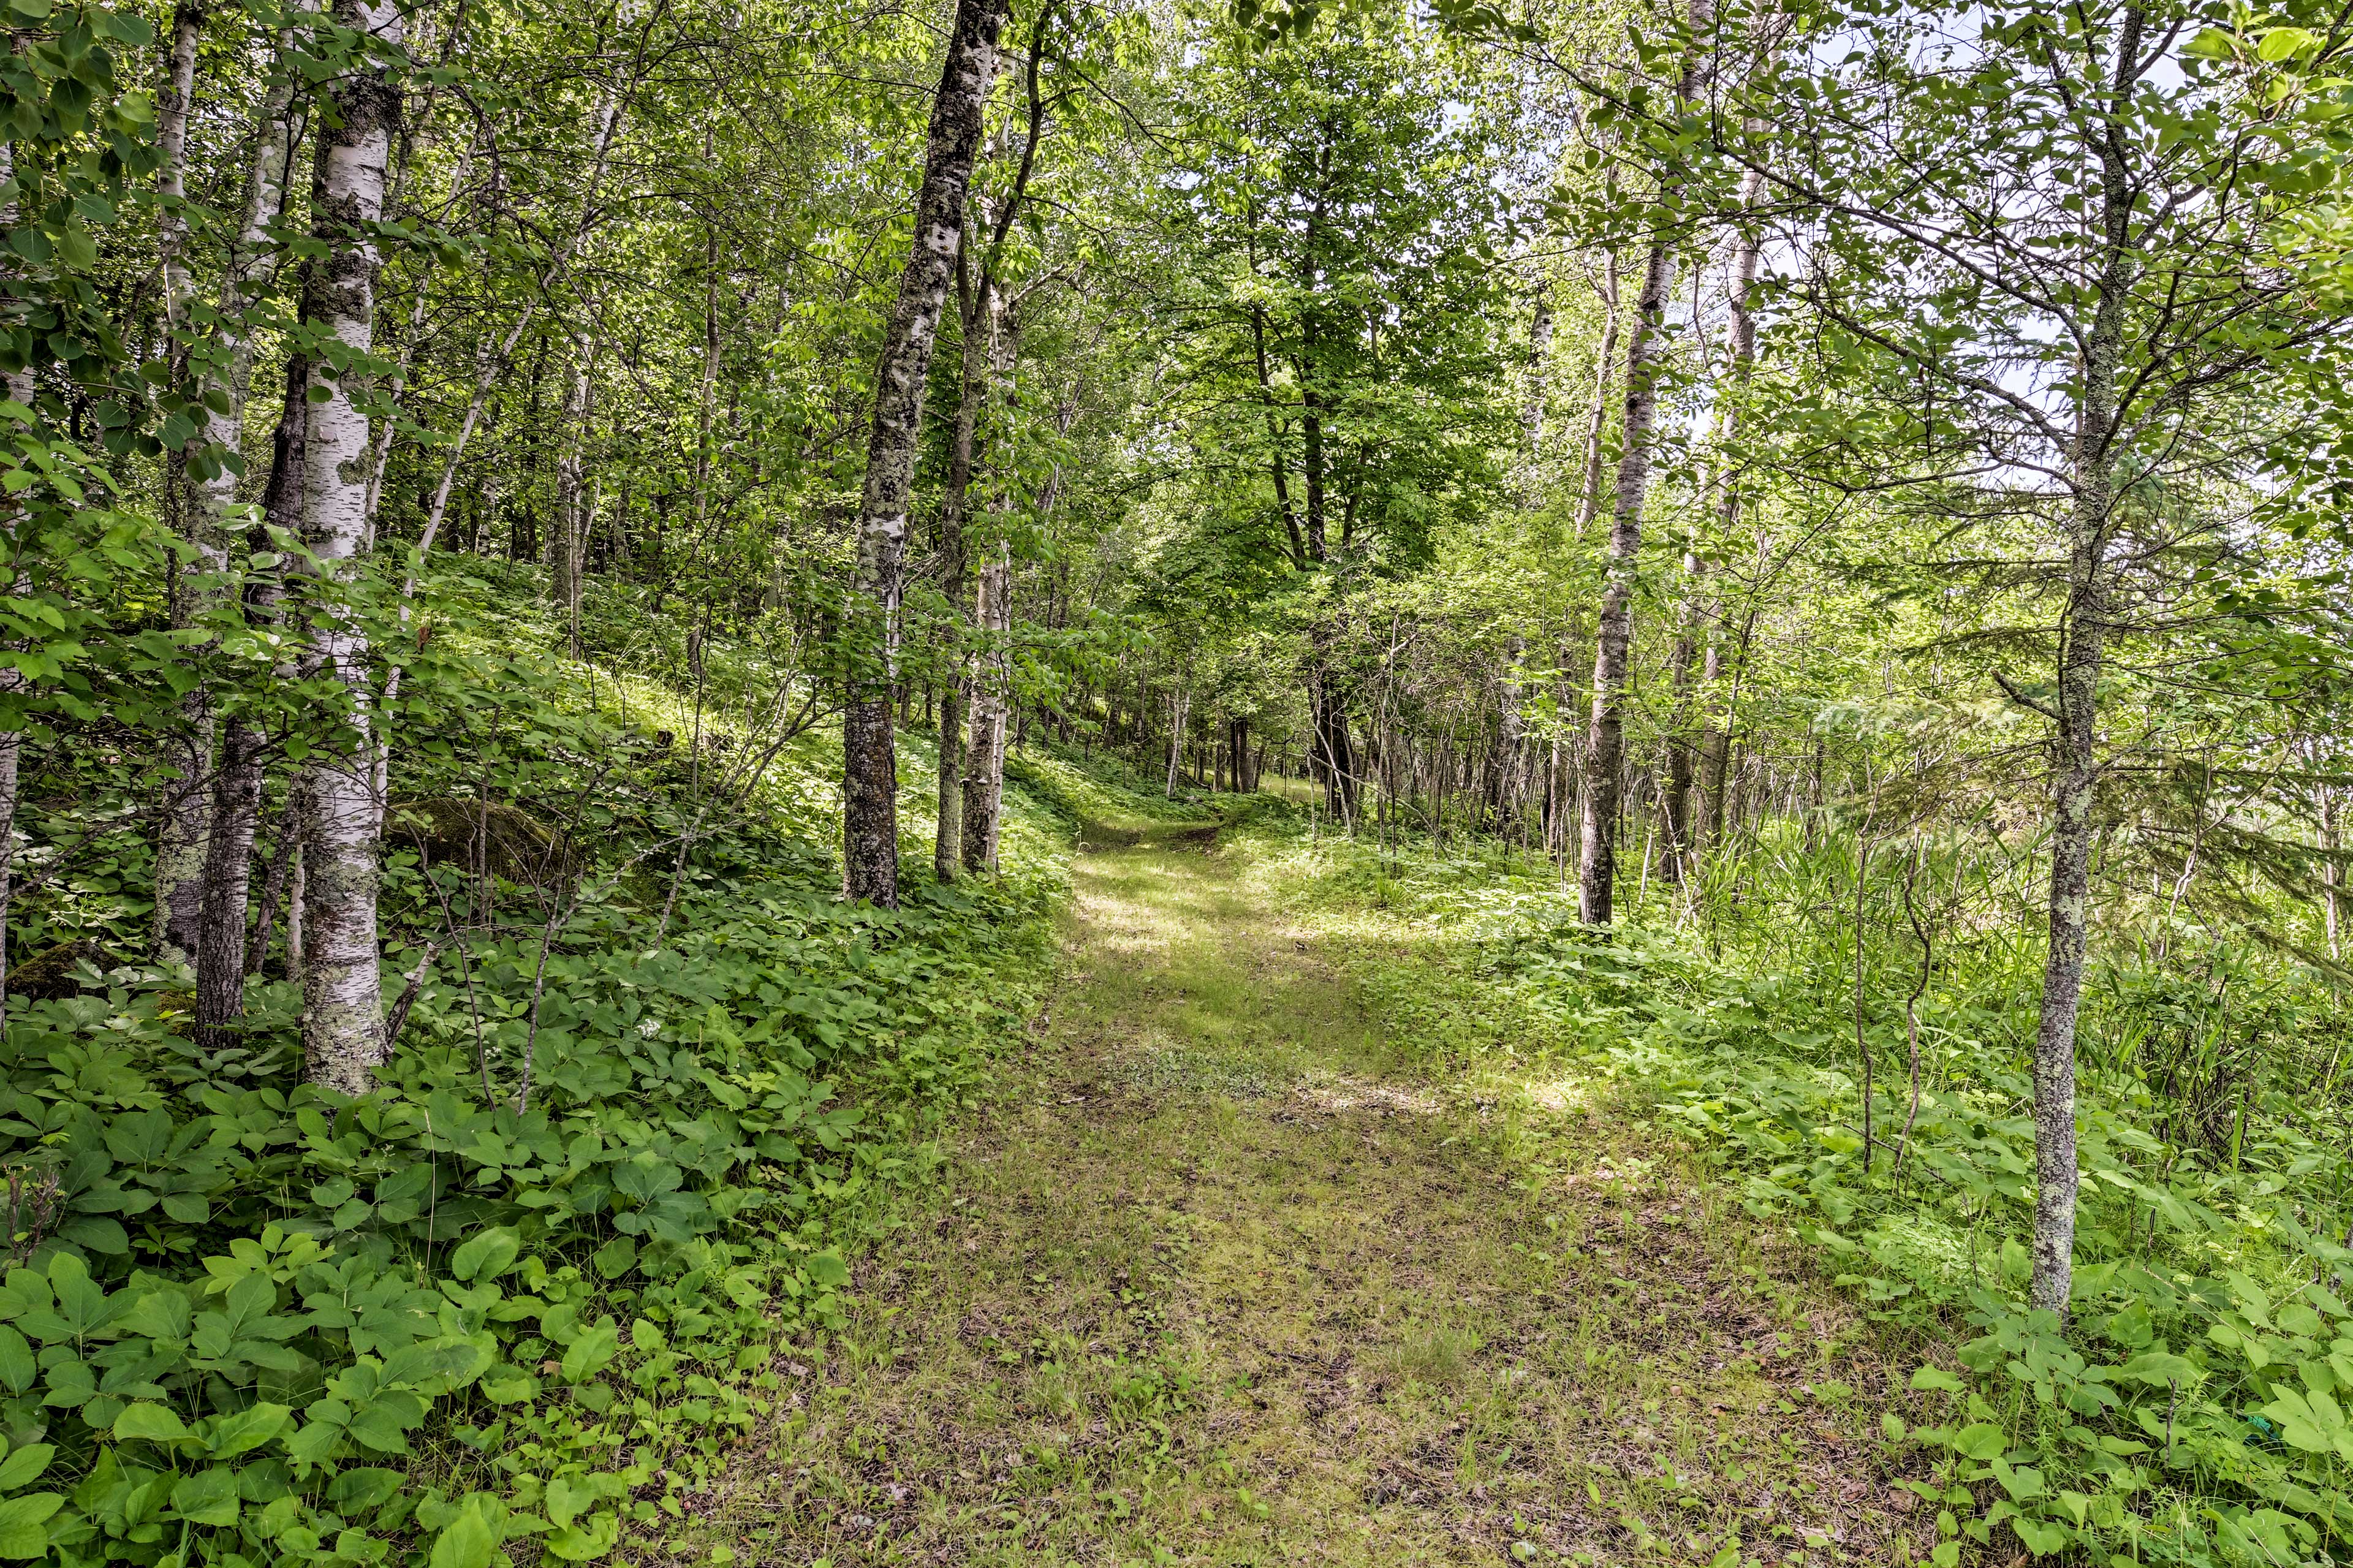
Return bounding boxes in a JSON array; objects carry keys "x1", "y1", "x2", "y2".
[
  {"x1": 843, "y1": 0, "x2": 1010, "y2": 907},
  {"x1": 1752, "y1": 0, "x2": 2353, "y2": 1312}
]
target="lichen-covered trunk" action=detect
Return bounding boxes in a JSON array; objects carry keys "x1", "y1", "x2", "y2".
[
  {"x1": 1577, "y1": 235, "x2": 1676, "y2": 926},
  {"x1": 2029, "y1": 3, "x2": 2139, "y2": 1318},
  {"x1": 197, "y1": 358, "x2": 308, "y2": 1045},
  {"x1": 933, "y1": 285, "x2": 991, "y2": 882},
  {"x1": 843, "y1": 0, "x2": 1004, "y2": 906},
  {"x1": 297, "y1": 0, "x2": 404, "y2": 1096},
  {"x1": 156, "y1": 6, "x2": 310, "y2": 962},
  {"x1": 961, "y1": 545, "x2": 1010, "y2": 873}
]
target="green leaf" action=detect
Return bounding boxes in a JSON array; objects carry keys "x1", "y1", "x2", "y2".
[
  {"x1": 0, "y1": 1445, "x2": 51, "y2": 1493},
  {"x1": 478, "y1": 1364, "x2": 540, "y2": 1406},
  {"x1": 2010, "y1": 1515, "x2": 2068, "y2": 1555},
  {"x1": 111, "y1": 1403, "x2": 191, "y2": 1446},
  {"x1": 0, "y1": 1492, "x2": 57, "y2": 1559},
  {"x1": 1949, "y1": 1423, "x2": 2007, "y2": 1461},
  {"x1": 542, "y1": 1511, "x2": 617, "y2": 1561},
  {"x1": 428, "y1": 1494, "x2": 507, "y2": 1568},
  {"x1": 429, "y1": 1507, "x2": 496, "y2": 1568},
  {"x1": 0, "y1": 1331, "x2": 29, "y2": 1397},
  {"x1": 168, "y1": 1467, "x2": 238, "y2": 1528},
  {"x1": 1911, "y1": 1366, "x2": 1965, "y2": 1393},
  {"x1": 2113, "y1": 1350, "x2": 2202, "y2": 1387},
  {"x1": 806, "y1": 1251, "x2": 850, "y2": 1289},
  {"x1": 201, "y1": 1401, "x2": 290, "y2": 1457},
  {"x1": 2258, "y1": 26, "x2": 2319, "y2": 61},
  {"x1": 560, "y1": 1321, "x2": 618, "y2": 1384},
  {"x1": 591, "y1": 1237, "x2": 636, "y2": 1279},
  {"x1": 451, "y1": 1227, "x2": 520, "y2": 1284}
]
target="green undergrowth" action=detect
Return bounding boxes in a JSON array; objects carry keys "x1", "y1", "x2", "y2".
[
  {"x1": 0, "y1": 567, "x2": 1074, "y2": 1568},
  {"x1": 1255, "y1": 820, "x2": 2353, "y2": 1568}
]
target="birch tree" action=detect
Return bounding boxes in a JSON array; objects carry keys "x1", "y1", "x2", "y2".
[
  {"x1": 842, "y1": 0, "x2": 1008, "y2": 907},
  {"x1": 296, "y1": 0, "x2": 406, "y2": 1095}
]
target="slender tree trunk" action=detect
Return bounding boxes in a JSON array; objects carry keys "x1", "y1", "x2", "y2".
[
  {"x1": 933, "y1": 270, "x2": 992, "y2": 882},
  {"x1": 296, "y1": 0, "x2": 404, "y2": 1096},
  {"x1": 843, "y1": 0, "x2": 1004, "y2": 907},
  {"x1": 2029, "y1": 4, "x2": 2140, "y2": 1318},
  {"x1": 1572, "y1": 251, "x2": 1621, "y2": 539},
  {"x1": 150, "y1": 1, "x2": 213, "y2": 963},
  {"x1": 1164, "y1": 687, "x2": 1187, "y2": 800},
  {"x1": 961, "y1": 543, "x2": 1011, "y2": 871},
  {"x1": 159, "y1": 6, "x2": 311, "y2": 969},
  {"x1": 2323, "y1": 784, "x2": 2341, "y2": 963},
  {"x1": 1578, "y1": 0, "x2": 1712, "y2": 926},
  {"x1": 197, "y1": 357, "x2": 308, "y2": 1043},
  {"x1": 1521, "y1": 284, "x2": 1551, "y2": 508},
  {"x1": 1578, "y1": 233, "x2": 1678, "y2": 926},
  {"x1": 550, "y1": 343, "x2": 596, "y2": 652}
]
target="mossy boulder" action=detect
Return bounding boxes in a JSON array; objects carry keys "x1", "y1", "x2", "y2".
[
  {"x1": 386, "y1": 797, "x2": 583, "y2": 884},
  {"x1": 8, "y1": 939, "x2": 99, "y2": 998}
]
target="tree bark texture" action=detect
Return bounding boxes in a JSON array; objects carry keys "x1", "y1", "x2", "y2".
[
  {"x1": 961, "y1": 544, "x2": 1010, "y2": 873},
  {"x1": 1577, "y1": 233, "x2": 1677, "y2": 926},
  {"x1": 842, "y1": 0, "x2": 1005, "y2": 907},
  {"x1": 149, "y1": 1, "x2": 212, "y2": 963},
  {"x1": 197, "y1": 357, "x2": 307, "y2": 1045},
  {"x1": 932, "y1": 267, "x2": 994, "y2": 882},
  {"x1": 2029, "y1": 4, "x2": 2141, "y2": 1318},
  {"x1": 297, "y1": 0, "x2": 404, "y2": 1096}
]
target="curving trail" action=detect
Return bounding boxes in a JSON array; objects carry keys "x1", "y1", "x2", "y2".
[{"x1": 694, "y1": 816, "x2": 1930, "y2": 1567}]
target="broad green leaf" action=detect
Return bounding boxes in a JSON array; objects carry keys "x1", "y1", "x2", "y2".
[
  {"x1": 561, "y1": 1321, "x2": 619, "y2": 1384},
  {"x1": 0, "y1": 1446, "x2": 50, "y2": 1493},
  {"x1": 0, "y1": 1492, "x2": 59, "y2": 1559},
  {"x1": 1911, "y1": 1366, "x2": 1965, "y2": 1393},
  {"x1": 1949, "y1": 1423, "x2": 2006, "y2": 1461},
  {"x1": 429, "y1": 1506, "x2": 497, "y2": 1568},
  {"x1": 111, "y1": 1403, "x2": 191, "y2": 1445},
  {"x1": 202, "y1": 1401, "x2": 290, "y2": 1458},
  {"x1": 167, "y1": 1468, "x2": 238, "y2": 1528},
  {"x1": 451, "y1": 1227, "x2": 521, "y2": 1285}
]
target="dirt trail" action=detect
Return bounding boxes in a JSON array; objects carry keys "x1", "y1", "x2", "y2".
[{"x1": 694, "y1": 820, "x2": 1928, "y2": 1567}]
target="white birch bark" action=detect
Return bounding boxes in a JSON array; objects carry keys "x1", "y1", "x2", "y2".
[
  {"x1": 843, "y1": 0, "x2": 1006, "y2": 906},
  {"x1": 297, "y1": 0, "x2": 404, "y2": 1096}
]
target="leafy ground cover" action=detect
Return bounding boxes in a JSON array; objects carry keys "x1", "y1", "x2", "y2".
[
  {"x1": 0, "y1": 579, "x2": 1074, "y2": 1568},
  {"x1": 684, "y1": 803, "x2": 1939, "y2": 1566}
]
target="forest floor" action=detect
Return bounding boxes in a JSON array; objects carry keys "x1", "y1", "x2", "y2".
[{"x1": 682, "y1": 811, "x2": 1935, "y2": 1567}]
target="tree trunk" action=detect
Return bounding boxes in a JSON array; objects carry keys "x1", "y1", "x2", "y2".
[
  {"x1": 551, "y1": 343, "x2": 596, "y2": 653},
  {"x1": 1578, "y1": 232, "x2": 1678, "y2": 926},
  {"x1": 196, "y1": 356, "x2": 307, "y2": 1045},
  {"x1": 843, "y1": 0, "x2": 1004, "y2": 907},
  {"x1": 149, "y1": 1, "x2": 214, "y2": 963},
  {"x1": 296, "y1": 0, "x2": 404, "y2": 1097},
  {"x1": 2029, "y1": 4, "x2": 2140, "y2": 1319},
  {"x1": 961, "y1": 545, "x2": 1010, "y2": 871},
  {"x1": 1572, "y1": 250, "x2": 1620, "y2": 539},
  {"x1": 1521, "y1": 286, "x2": 1551, "y2": 507},
  {"x1": 933, "y1": 271, "x2": 993, "y2": 882}
]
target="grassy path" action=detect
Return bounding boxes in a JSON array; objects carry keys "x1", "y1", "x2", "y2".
[{"x1": 694, "y1": 816, "x2": 1932, "y2": 1567}]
